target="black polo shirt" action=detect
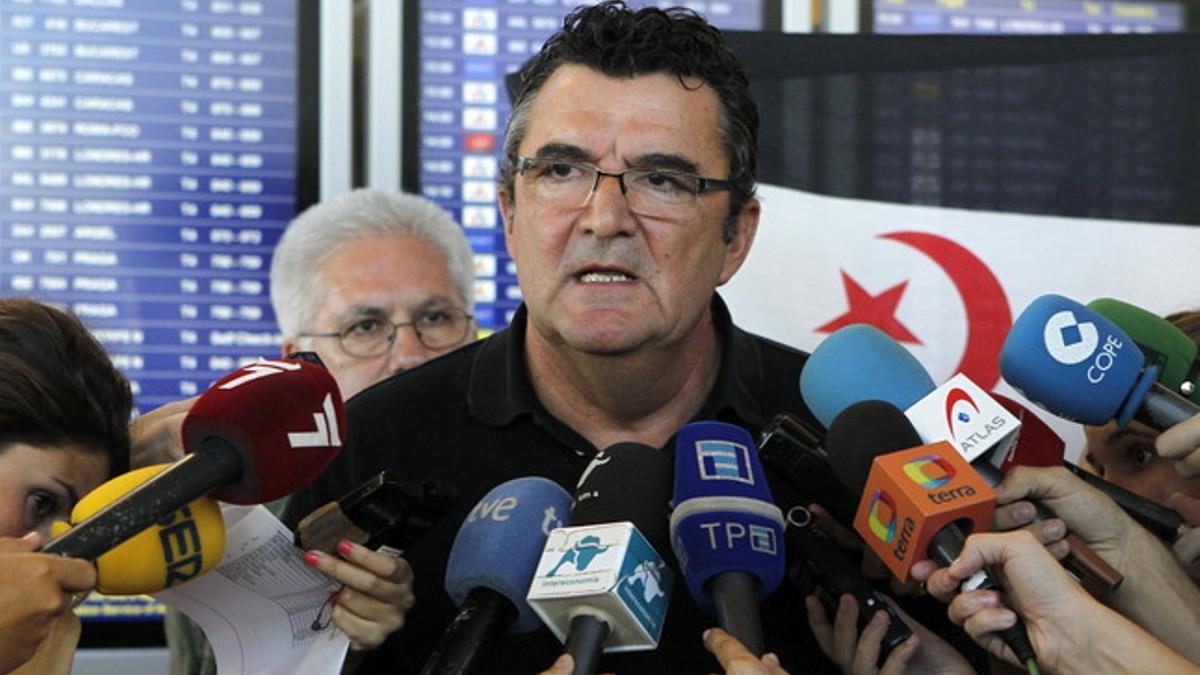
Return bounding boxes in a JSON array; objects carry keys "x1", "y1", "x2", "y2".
[{"x1": 284, "y1": 296, "x2": 855, "y2": 673}]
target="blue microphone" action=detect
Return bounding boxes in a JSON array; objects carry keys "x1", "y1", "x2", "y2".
[
  {"x1": 671, "y1": 422, "x2": 785, "y2": 656},
  {"x1": 1001, "y1": 294, "x2": 1198, "y2": 430},
  {"x1": 421, "y1": 477, "x2": 571, "y2": 675},
  {"x1": 799, "y1": 324, "x2": 936, "y2": 428}
]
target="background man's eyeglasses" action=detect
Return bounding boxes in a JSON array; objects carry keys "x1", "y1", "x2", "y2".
[{"x1": 300, "y1": 308, "x2": 474, "y2": 358}]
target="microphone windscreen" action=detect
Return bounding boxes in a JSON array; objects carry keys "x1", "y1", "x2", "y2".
[
  {"x1": 182, "y1": 359, "x2": 346, "y2": 503},
  {"x1": 825, "y1": 400, "x2": 923, "y2": 495},
  {"x1": 52, "y1": 464, "x2": 226, "y2": 594},
  {"x1": 1089, "y1": 297, "x2": 1200, "y2": 405},
  {"x1": 445, "y1": 477, "x2": 571, "y2": 633},
  {"x1": 990, "y1": 393, "x2": 1066, "y2": 470},
  {"x1": 671, "y1": 422, "x2": 785, "y2": 611},
  {"x1": 571, "y1": 443, "x2": 672, "y2": 554},
  {"x1": 800, "y1": 325, "x2": 936, "y2": 428},
  {"x1": 1001, "y1": 295, "x2": 1146, "y2": 426}
]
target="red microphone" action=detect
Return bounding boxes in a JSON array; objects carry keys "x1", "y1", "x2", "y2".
[
  {"x1": 988, "y1": 394, "x2": 1065, "y2": 471},
  {"x1": 43, "y1": 359, "x2": 344, "y2": 560}
]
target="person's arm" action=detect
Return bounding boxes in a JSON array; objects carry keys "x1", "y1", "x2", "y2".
[
  {"x1": 926, "y1": 530, "x2": 1198, "y2": 675},
  {"x1": 1156, "y1": 412, "x2": 1200, "y2": 477},
  {"x1": 128, "y1": 396, "x2": 196, "y2": 467},
  {"x1": 0, "y1": 534, "x2": 95, "y2": 674},
  {"x1": 301, "y1": 540, "x2": 414, "y2": 658},
  {"x1": 992, "y1": 466, "x2": 1200, "y2": 661}
]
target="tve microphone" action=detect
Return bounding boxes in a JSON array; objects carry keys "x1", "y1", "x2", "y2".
[
  {"x1": 671, "y1": 422, "x2": 785, "y2": 657},
  {"x1": 49, "y1": 464, "x2": 226, "y2": 594},
  {"x1": 826, "y1": 401, "x2": 1037, "y2": 668},
  {"x1": 421, "y1": 477, "x2": 571, "y2": 675},
  {"x1": 1001, "y1": 294, "x2": 1199, "y2": 431},
  {"x1": 1089, "y1": 297, "x2": 1200, "y2": 404},
  {"x1": 799, "y1": 324, "x2": 935, "y2": 429},
  {"x1": 43, "y1": 358, "x2": 344, "y2": 560},
  {"x1": 527, "y1": 443, "x2": 674, "y2": 675}
]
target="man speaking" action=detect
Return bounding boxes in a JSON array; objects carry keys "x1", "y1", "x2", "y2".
[{"x1": 284, "y1": 3, "x2": 835, "y2": 672}]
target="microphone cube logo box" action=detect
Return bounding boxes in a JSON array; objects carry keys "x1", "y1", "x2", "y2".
[
  {"x1": 906, "y1": 373, "x2": 1021, "y2": 464},
  {"x1": 852, "y1": 442, "x2": 995, "y2": 582},
  {"x1": 527, "y1": 522, "x2": 674, "y2": 652}
]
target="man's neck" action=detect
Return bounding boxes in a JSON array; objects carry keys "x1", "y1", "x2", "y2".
[{"x1": 524, "y1": 311, "x2": 722, "y2": 451}]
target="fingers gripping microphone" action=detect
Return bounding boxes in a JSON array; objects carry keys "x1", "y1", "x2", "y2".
[
  {"x1": 527, "y1": 444, "x2": 675, "y2": 675},
  {"x1": 1002, "y1": 295, "x2": 1199, "y2": 432},
  {"x1": 43, "y1": 359, "x2": 344, "y2": 560},
  {"x1": 1089, "y1": 298, "x2": 1200, "y2": 404},
  {"x1": 826, "y1": 401, "x2": 1037, "y2": 668},
  {"x1": 421, "y1": 477, "x2": 571, "y2": 675},
  {"x1": 671, "y1": 422, "x2": 785, "y2": 657},
  {"x1": 49, "y1": 464, "x2": 226, "y2": 594}
]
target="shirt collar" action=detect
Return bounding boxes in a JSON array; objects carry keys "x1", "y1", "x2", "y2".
[{"x1": 467, "y1": 293, "x2": 766, "y2": 431}]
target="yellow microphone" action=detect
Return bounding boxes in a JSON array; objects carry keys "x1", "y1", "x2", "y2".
[{"x1": 50, "y1": 464, "x2": 227, "y2": 594}]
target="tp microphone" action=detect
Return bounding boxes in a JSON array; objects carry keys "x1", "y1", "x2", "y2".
[
  {"x1": 49, "y1": 464, "x2": 226, "y2": 594},
  {"x1": 826, "y1": 401, "x2": 1037, "y2": 668},
  {"x1": 1089, "y1": 297, "x2": 1200, "y2": 404},
  {"x1": 1001, "y1": 294, "x2": 1199, "y2": 432},
  {"x1": 421, "y1": 477, "x2": 571, "y2": 675},
  {"x1": 527, "y1": 443, "x2": 674, "y2": 675},
  {"x1": 800, "y1": 324, "x2": 935, "y2": 429},
  {"x1": 671, "y1": 422, "x2": 785, "y2": 657},
  {"x1": 43, "y1": 358, "x2": 344, "y2": 560}
]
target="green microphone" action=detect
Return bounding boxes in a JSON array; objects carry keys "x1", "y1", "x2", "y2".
[{"x1": 1089, "y1": 298, "x2": 1200, "y2": 405}]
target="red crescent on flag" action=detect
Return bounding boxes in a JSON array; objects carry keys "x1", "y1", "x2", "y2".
[{"x1": 880, "y1": 232, "x2": 1011, "y2": 389}]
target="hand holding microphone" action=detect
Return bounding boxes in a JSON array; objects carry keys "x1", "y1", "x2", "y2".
[
  {"x1": 926, "y1": 530, "x2": 1200, "y2": 675},
  {"x1": 1156, "y1": 412, "x2": 1200, "y2": 477}
]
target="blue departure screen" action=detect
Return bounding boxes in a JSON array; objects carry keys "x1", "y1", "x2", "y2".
[
  {"x1": 873, "y1": 0, "x2": 1184, "y2": 34},
  {"x1": 0, "y1": 0, "x2": 298, "y2": 413},
  {"x1": 417, "y1": 0, "x2": 767, "y2": 332}
]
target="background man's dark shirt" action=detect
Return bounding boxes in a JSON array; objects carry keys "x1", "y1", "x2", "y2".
[{"x1": 283, "y1": 295, "x2": 971, "y2": 674}]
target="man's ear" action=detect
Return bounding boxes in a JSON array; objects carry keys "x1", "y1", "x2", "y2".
[{"x1": 717, "y1": 197, "x2": 760, "y2": 286}]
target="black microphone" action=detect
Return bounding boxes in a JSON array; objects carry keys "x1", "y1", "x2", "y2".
[
  {"x1": 826, "y1": 400, "x2": 1038, "y2": 671},
  {"x1": 526, "y1": 443, "x2": 674, "y2": 675},
  {"x1": 1061, "y1": 462, "x2": 1190, "y2": 542}
]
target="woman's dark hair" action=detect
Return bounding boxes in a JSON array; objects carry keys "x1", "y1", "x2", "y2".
[
  {"x1": 1166, "y1": 309, "x2": 1200, "y2": 344},
  {"x1": 0, "y1": 299, "x2": 132, "y2": 477},
  {"x1": 501, "y1": 0, "x2": 758, "y2": 242}
]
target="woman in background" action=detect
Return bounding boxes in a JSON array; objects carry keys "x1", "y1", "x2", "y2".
[{"x1": 0, "y1": 298, "x2": 133, "y2": 673}]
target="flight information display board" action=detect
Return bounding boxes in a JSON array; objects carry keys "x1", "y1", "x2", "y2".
[
  {"x1": 872, "y1": 0, "x2": 1185, "y2": 34},
  {"x1": 0, "y1": 0, "x2": 302, "y2": 413},
  {"x1": 412, "y1": 0, "x2": 770, "y2": 332}
]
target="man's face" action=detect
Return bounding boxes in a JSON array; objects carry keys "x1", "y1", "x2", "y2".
[
  {"x1": 499, "y1": 65, "x2": 758, "y2": 356},
  {"x1": 282, "y1": 233, "x2": 474, "y2": 400}
]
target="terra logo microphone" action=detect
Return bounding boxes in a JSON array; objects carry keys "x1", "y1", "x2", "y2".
[
  {"x1": 43, "y1": 358, "x2": 344, "y2": 560},
  {"x1": 526, "y1": 443, "x2": 674, "y2": 675},
  {"x1": 671, "y1": 422, "x2": 785, "y2": 657},
  {"x1": 1002, "y1": 294, "x2": 1199, "y2": 432},
  {"x1": 421, "y1": 477, "x2": 571, "y2": 675}
]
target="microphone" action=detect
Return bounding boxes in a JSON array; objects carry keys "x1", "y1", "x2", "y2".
[
  {"x1": 986, "y1": 393, "x2": 1066, "y2": 472},
  {"x1": 1001, "y1": 294, "x2": 1199, "y2": 432},
  {"x1": 421, "y1": 477, "x2": 571, "y2": 675},
  {"x1": 1061, "y1": 463, "x2": 1190, "y2": 542},
  {"x1": 757, "y1": 413, "x2": 858, "y2": 524},
  {"x1": 43, "y1": 358, "x2": 344, "y2": 560},
  {"x1": 526, "y1": 443, "x2": 674, "y2": 675},
  {"x1": 825, "y1": 400, "x2": 1037, "y2": 668},
  {"x1": 49, "y1": 463, "x2": 226, "y2": 594},
  {"x1": 799, "y1": 324, "x2": 935, "y2": 429},
  {"x1": 1088, "y1": 297, "x2": 1200, "y2": 404},
  {"x1": 671, "y1": 422, "x2": 785, "y2": 656}
]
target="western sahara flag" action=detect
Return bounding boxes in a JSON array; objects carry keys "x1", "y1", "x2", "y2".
[{"x1": 720, "y1": 34, "x2": 1200, "y2": 455}]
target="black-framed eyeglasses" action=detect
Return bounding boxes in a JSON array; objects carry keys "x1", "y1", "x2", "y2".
[
  {"x1": 299, "y1": 308, "x2": 474, "y2": 358},
  {"x1": 513, "y1": 156, "x2": 734, "y2": 216}
]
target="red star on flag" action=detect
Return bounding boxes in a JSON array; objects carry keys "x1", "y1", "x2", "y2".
[{"x1": 815, "y1": 271, "x2": 922, "y2": 345}]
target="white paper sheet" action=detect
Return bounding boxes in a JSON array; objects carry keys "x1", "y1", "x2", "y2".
[{"x1": 156, "y1": 504, "x2": 349, "y2": 674}]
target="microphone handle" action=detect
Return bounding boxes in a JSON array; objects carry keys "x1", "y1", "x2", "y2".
[
  {"x1": 420, "y1": 588, "x2": 516, "y2": 675},
  {"x1": 1137, "y1": 382, "x2": 1200, "y2": 432},
  {"x1": 710, "y1": 571, "x2": 765, "y2": 657},
  {"x1": 42, "y1": 439, "x2": 241, "y2": 559},
  {"x1": 1062, "y1": 462, "x2": 1188, "y2": 541},
  {"x1": 564, "y1": 614, "x2": 608, "y2": 675}
]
